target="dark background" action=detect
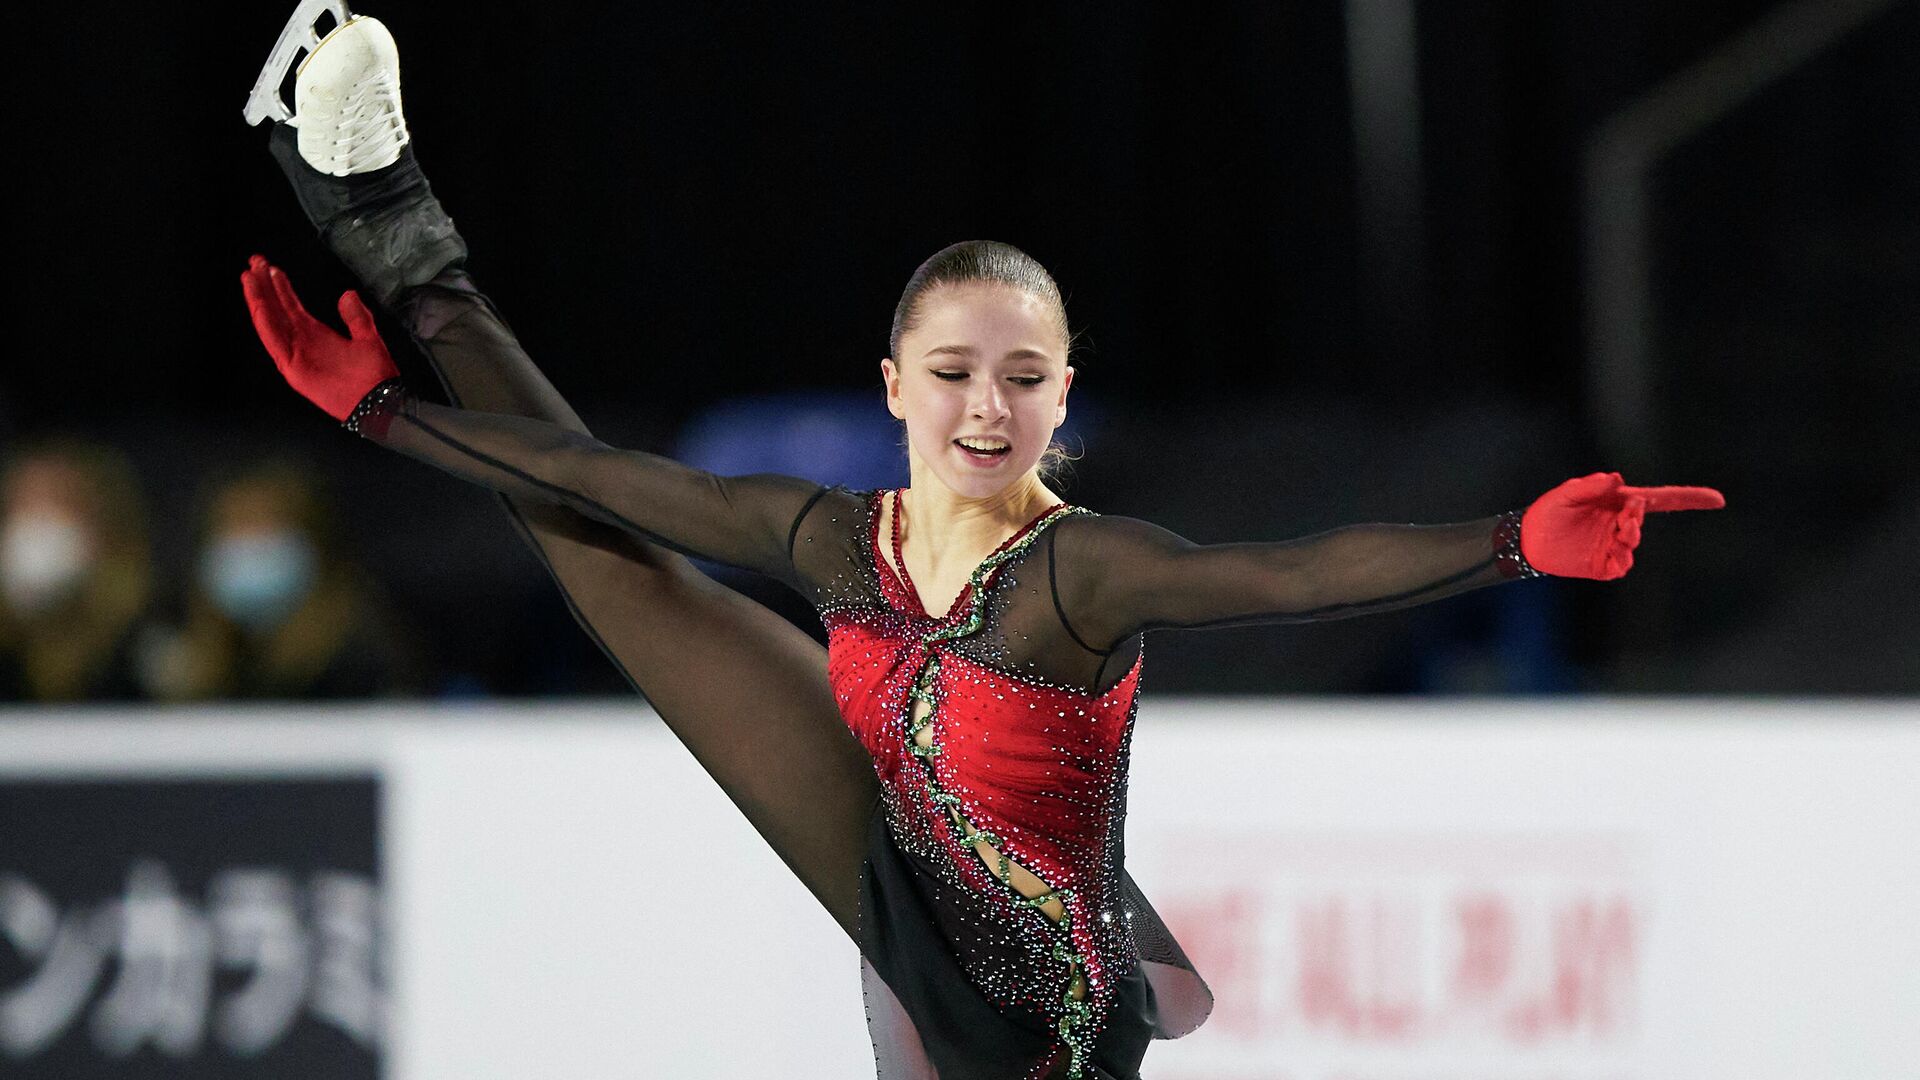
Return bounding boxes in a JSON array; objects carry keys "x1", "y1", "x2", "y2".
[{"x1": 4, "y1": 0, "x2": 1915, "y2": 696}]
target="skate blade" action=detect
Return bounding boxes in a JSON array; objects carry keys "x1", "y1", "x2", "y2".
[{"x1": 243, "y1": 0, "x2": 356, "y2": 126}]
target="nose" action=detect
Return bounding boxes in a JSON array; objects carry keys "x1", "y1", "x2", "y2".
[{"x1": 969, "y1": 378, "x2": 1011, "y2": 422}]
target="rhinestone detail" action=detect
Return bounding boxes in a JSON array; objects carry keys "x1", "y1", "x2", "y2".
[
  {"x1": 1491, "y1": 508, "x2": 1545, "y2": 580},
  {"x1": 343, "y1": 377, "x2": 408, "y2": 437},
  {"x1": 892, "y1": 493, "x2": 1104, "y2": 1079}
]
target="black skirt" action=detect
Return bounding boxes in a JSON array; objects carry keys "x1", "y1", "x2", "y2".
[{"x1": 855, "y1": 800, "x2": 1211, "y2": 1080}]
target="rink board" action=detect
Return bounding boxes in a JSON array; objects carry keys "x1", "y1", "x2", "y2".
[{"x1": 1, "y1": 698, "x2": 1914, "y2": 1079}]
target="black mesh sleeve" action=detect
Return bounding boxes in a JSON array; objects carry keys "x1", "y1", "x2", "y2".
[
  {"x1": 351, "y1": 380, "x2": 825, "y2": 585},
  {"x1": 376, "y1": 281, "x2": 875, "y2": 943},
  {"x1": 1048, "y1": 510, "x2": 1537, "y2": 651}
]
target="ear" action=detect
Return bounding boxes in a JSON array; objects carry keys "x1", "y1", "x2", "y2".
[
  {"x1": 1054, "y1": 364, "x2": 1074, "y2": 427},
  {"x1": 881, "y1": 357, "x2": 905, "y2": 420}
]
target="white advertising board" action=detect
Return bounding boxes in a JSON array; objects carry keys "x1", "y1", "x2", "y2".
[{"x1": 2, "y1": 698, "x2": 1914, "y2": 1079}]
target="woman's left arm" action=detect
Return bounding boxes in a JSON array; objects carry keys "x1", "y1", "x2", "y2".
[{"x1": 1051, "y1": 473, "x2": 1724, "y2": 648}]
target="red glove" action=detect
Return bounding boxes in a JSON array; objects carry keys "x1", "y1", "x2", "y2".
[
  {"x1": 240, "y1": 254, "x2": 399, "y2": 422},
  {"x1": 1520, "y1": 471, "x2": 1725, "y2": 580}
]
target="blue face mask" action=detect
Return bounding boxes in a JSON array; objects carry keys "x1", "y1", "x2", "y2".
[{"x1": 200, "y1": 532, "x2": 318, "y2": 630}]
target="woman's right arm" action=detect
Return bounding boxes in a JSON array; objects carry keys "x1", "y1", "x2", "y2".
[
  {"x1": 353, "y1": 383, "x2": 824, "y2": 578},
  {"x1": 242, "y1": 257, "x2": 825, "y2": 583}
]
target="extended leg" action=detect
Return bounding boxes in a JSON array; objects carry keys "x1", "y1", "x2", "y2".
[
  {"x1": 404, "y1": 283, "x2": 880, "y2": 939},
  {"x1": 255, "y1": 12, "x2": 877, "y2": 936}
]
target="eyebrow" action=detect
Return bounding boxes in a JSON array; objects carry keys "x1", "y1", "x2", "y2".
[{"x1": 921, "y1": 345, "x2": 1054, "y2": 363}]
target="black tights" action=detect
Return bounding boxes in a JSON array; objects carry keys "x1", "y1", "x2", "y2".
[{"x1": 398, "y1": 276, "x2": 880, "y2": 938}]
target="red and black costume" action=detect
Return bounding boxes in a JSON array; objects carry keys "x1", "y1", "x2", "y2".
[
  {"x1": 303, "y1": 352, "x2": 1557, "y2": 1078},
  {"x1": 246, "y1": 131, "x2": 1721, "y2": 1079}
]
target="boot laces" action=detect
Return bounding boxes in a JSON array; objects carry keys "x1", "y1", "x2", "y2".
[{"x1": 313, "y1": 73, "x2": 408, "y2": 172}]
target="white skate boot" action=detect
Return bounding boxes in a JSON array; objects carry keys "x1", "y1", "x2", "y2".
[
  {"x1": 244, "y1": 1, "x2": 409, "y2": 175},
  {"x1": 247, "y1": 2, "x2": 465, "y2": 308},
  {"x1": 291, "y1": 15, "x2": 411, "y2": 176}
]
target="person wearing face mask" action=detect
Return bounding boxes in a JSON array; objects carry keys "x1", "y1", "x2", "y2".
[
  {"x1": 241, "y1": 12, "x2": 1725, "y2": 1078},
  {"x1": 0, "y1": 441, "x2": 154, "y2": 702},
  {"x1": 155, "y1": 462, "x2": 414, "y2": 700}
]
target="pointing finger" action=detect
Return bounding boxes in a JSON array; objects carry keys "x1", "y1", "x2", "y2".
[{"x1": 1622, "y1": 484, "x2": 1726, "y2": 512}]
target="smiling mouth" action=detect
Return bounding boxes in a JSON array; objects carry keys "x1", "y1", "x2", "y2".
[{"x1": 954, "y1": 439, "x2": 1011, "y2": 457}]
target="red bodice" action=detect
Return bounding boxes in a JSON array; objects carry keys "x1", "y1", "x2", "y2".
[{"x1": 820, "y1": 490, "x2": 1146, "y2": 1078}]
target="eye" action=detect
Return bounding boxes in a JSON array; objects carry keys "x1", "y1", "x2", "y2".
[{"x1": 931, "y1": 371, "x2": 1047, "y2": 386}]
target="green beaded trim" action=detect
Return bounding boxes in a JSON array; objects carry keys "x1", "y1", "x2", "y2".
[
  {"x1": 956, "y1": 824, "x2": 1015, "y2": 884},
  {"x1": 923, "y1": 505, "x2": 1090, "y2": 646},
  {"x1": 897, "y1": 502, "x2": 1099, "y2": 1079}
]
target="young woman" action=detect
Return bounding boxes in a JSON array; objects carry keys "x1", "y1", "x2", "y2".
[{"x1": 241, "y1": 15, "x2": 1723, "y2": 1078}]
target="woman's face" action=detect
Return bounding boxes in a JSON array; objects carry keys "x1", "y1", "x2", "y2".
[{"x1": 882, "y1": 282, "x2": 1073, "y2": 499}]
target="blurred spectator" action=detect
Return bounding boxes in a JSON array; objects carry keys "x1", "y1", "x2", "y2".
[
  {"x1": 0, "y1": 440, "x2": 155, "y2": 701},
  {"x1": 146, "y1": 462, "x2": 417, "y2": 700}
]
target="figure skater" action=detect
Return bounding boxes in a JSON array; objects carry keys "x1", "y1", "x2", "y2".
[{"x1": 240, "y1": 12, "x2": 1724, "y2": 1078}]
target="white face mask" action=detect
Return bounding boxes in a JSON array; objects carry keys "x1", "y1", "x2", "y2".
[
  {"x1": 200, "y1": 531, "x2": 318, "y2": 631},
  {"x1": 1, "y1": 516, "x2": 94, "y2": 614}
]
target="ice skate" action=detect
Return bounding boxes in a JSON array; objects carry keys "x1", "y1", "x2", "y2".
[
  {"x1": 246, "y1": 3, "x2": 466, "y2": 309},
  {"x1": 243, "y1": 0, "x2": 352, "y2": 127}
]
